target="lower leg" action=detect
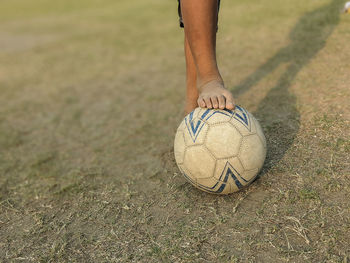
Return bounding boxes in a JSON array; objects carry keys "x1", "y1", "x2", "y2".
[
  {"x1": 180, "y1": 0, "x2": 235, "y2": 110},
  {"x1": 185, "y1": 35, "x2": 199, "y2": 114},
  {"x1": 180, "y1": 0, "x2": 221, "y2": 85}
]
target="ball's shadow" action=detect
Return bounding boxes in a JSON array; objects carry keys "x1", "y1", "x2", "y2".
[{"x1": 231, "y1": 0, "x2": 342, "y2": 176}]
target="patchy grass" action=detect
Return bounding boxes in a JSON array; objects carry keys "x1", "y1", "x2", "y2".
[{"x1": 0, "y1": 0, "x2": 350, "y2": 262}]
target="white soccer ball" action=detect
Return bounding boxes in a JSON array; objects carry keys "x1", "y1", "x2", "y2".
[{"x1": 174, "y1": 106, "x2": 267, "y2": 194}]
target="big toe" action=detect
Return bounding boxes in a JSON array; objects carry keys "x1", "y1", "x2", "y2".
[{"x1": 226, "y1": 101, "x2": 235, "y2": 110}]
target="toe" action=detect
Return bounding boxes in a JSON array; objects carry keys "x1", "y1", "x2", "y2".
[
  {"x1": 224, "y1": 92, "x2": 235, "y2": 110},
  {"x1": 211, "y1": 96, "x2": 219, "y2": 109},
  {"x1": 203, "y1": 97, "x2": 213, "y2": 109},
  {"x1": 197, "y1": 98, "x2": 206, "y2": 108},
  {"x1": 218, "y1": 95, "x2": 225, "y2": 109},
  {"x1": 226, "y1": 101, "x2": 235, "y2": 110}
]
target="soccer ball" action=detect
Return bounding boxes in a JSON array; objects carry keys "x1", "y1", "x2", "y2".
[{"x1": 174, "y1": 106, "x2": 266, "y2": 194}]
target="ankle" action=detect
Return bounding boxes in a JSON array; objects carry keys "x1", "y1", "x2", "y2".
[
  {"x1": 197, "y1": 69, "x2": 222, "y2": 84},
  {"x1": 198, "y1": 76, "x2": 224, "y2": 91}
]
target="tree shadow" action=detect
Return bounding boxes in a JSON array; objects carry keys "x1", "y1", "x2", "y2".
[{"x1": 231, "y1": 0, "x2": 342, "y2": 173}]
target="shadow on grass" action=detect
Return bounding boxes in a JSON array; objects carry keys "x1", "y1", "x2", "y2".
[{"x1": 232, "y1": 0, "x2": 342, "y2": 174}]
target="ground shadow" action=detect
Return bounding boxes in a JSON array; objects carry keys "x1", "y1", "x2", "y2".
[{"x1": 231, "y1": 0, "x2": 342, "y2": 173}]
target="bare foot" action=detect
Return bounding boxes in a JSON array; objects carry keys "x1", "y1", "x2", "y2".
[{"x1": 197, "y1": 79, "x2": 235, "y2": 110}]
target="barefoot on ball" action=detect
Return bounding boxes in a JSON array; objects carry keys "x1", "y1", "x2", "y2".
[{"x1": 197, "y1": 79, "x2": 235, "y2": 110}]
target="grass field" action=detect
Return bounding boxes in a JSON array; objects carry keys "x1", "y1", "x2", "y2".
[{"x1": 0, "y1": 0, "x2": 350, "y2": 262}]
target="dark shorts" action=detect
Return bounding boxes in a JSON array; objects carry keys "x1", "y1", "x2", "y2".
[{"x1": 177, "y1": 0, "x2": 221, "y2": 28}]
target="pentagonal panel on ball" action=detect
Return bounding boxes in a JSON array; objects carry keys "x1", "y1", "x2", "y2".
[
  {"x1": 230, "y1": 106, "x2": 255, "y2": 136},
  {"x1": 214, "y1": 158, "x2": 246, "y2": 193},
  {"x1": 239, "y1": 134, "x2": 266, "y2": 171},
  {"x1": 179, "y1": 164, "x2": 198, "y2": 186},
  {"x1": 183, "y1": 146, "x2": 215, "y2": 179},
  {"x1": 183, "y1": 117, "x2": 209, "y2": 146},
  {"x1": 196, "y1": 177, "x2": 226, "y2": 194},
  {"x1": 241, "y1": 168, "x2": 259, "y2": 182},
  {"x1": 202, "y1": 109, "x2": 234, "y2": 125},
  {"x1": 205, "y1": 123, "x2": 242, "y2": 159},
  {"x1": 187, "y1": 107, "x2": 206, "y2": 120},
  {"x1": 174, "y1": 130, "x2": 186, "y2": 165},
  {"x1": 197, "y1": 177, "x2": 233, "y2": 195}
]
